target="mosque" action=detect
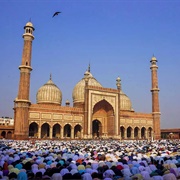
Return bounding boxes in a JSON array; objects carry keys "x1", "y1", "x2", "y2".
[{"x1": 13, "y1": 21, "x2": 161, "y2": 140}]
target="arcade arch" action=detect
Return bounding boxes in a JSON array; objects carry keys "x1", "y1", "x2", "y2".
[
  {"x1": 64, "y1": 124, "x2": 71, "y2": 138},
  {"x1": 29, "y1": 122, "x2": 38, "y2": 137},
  {"x1": 74, "y1": 124, "x2": 82, "y2": 138},
  {"x1": 134, "y1": 127, "x2": 140, "y2": 139},
  {"x1": 53, "y1": 123, "x2": 61, "y2": 138},
  {"x1": 127, "y1": 126, "x2": 132, "y2": 138},
  {"x1": 141, "y1": 127, "x2": 146, "y2": 139},
  {"x1": 41, "y1": 123, "x2": 50, "y2": 138}
]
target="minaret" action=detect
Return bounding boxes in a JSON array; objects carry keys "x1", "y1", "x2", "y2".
[
  {"x1": 84, "y1": 70, "x2": 89, "y2": 138},
  {"x1": 150, "y1": 55, "x2": 161, "y2": 140},
  {"x1": 14, "y1": 21, "x2": 35, "y2": 139},
  {"x1": 116, "y1": 77, "x2": 121, "y2": 137}
]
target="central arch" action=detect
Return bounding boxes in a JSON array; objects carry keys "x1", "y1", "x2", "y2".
[{"x1": 92, "y1": 99, "x2": 115, "y2": 138}]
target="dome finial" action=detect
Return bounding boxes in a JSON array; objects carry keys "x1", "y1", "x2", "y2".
[
  {"x1": 116, "y1": 76, "x2": 121, "y2": 90},
  {"x1": 88, "y1": 63, "x2": 90, "y2": 72},
  {"x1": 50, "y1": 73, "x2": 52, "y2": 80}
]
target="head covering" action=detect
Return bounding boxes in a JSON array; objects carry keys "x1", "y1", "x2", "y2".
[
  {"x1": 131, "y1": 173, "x2": 143, "y2": 180},
  {"x1": 163, "y1": 173, "x2": 177, "y2": 180},
  {"x1": 82, "y1": 172, "x2": 93, "y2": 180},
  {"x1": 77, "y1": 164, "x2": 85, "y2": 170},
  {"x1": 140, "y1": 170, "x2": 151, "y2": 179},
  {"x1": 15, "y1": 163, "x2": 23, "y2": 170},
  {"x1": 8, "y1": 172, "x2": 17, "y2": 179},
  {"x1": 122, "y1": 168, "x2": 132, "y2": 178},
  {"x1": 60, "y1": 168, "x2": 69, "y2": 176},
  {"x1": 17, "y1": 171, "x2": 27, "y2": 180},
  {"x1": 70, "y1": 169, "x2": 78, "y2": 175},
  {"x1": 51, "y1": 173, "x2": 62, "y2": 180},
  {"x1": 103, "y1": 169, "x2": 115, "y2": 178},
  {"x1": 9, "y1": 168, "x2": 20, "y2": 175},
  {"x1": 72, "y1": 172, "x2": 82, "y2": 179},
  {"x1": 63, "y1": 173, "x2": 72, "y2": 179}
]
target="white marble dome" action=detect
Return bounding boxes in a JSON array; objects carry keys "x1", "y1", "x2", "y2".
[
  {"x1": 72, "y1": 71, "x2": 102, "y2": 104},
  {"x1": 120, "y1": 90, "x2": 133, "y2": 111},
  {"x1": 36, "y1": 77, "x2": 62, "y2": 105}
]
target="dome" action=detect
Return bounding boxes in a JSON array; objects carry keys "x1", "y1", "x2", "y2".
[
  {"x1": 36, "y1": 77, "x2": 62, "y2": 105},
  {"x1": 150, "y1": 56, "x2": 157, "y2": 62},
  {"x1": 120, "y1": 90, "x2": 133, "y2": 111},
  {"x1": 24, "y1": 21, "x2": 35, "y2": 30},
  {"x1": 25, "y1": 21, "x2": 34, "y2": 27},
  {"x1": 72, "y1": 71, "x2": 102, "y2": 104}
]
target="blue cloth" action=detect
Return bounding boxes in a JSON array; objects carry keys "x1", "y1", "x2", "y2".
[
  {"x1": 17, "y1": 172, "x2": 27, "y2": 180},
  {"x1": 15, "y1": 163, "x2": 23, "y2": 170}
]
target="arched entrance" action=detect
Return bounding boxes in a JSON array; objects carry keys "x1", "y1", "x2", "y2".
[
  {"x1": 92, "y1": 120, "x2": 102, "y2": 138},
  {"x1": 92, "y1": 99, "x2": 114, "y2": 137},
  {"x1": 41, "y1": 123, "x2": 50, "y2": 138},
  {"x1": 74, "y1": 124, "x2": 82, "y2": 138},
  {"x1": 64, "y1": 124, "x2": 71, "y2": 138},
  {"x1": 7, "y1": 131, "x2": 12, "y2": 139},
  {"x1": 120, "y1": 126, "x2": 125, "y2": 139},
  {"x1": 1, "y1": 131, "x2": 6, "y2": 138},
  {"x1": 134, "y1": 127, "x2": 140, "y2": 139},
  {"x1": 141, "y1": 127, "x2": 146, "y2": 139},
  {"x1": 127, "y1": 126, "x2": 132, "y2": 139},
  {"x1": 29, "y1": 122, "x2": 38, "y2": 137},
  {"x1": 53, "y1": 124, "x2": 61, "y2": 138},
  {"x1": 148, "y1": 127, "x2": 153, "y2": 139}
]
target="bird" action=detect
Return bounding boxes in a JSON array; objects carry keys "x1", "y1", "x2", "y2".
[{"x1": 52, "y1": 11, "x2": 61, "y2": 17}]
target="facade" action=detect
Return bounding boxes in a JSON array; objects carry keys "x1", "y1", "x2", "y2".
[
  {"x1": 161, "y1": 129, "x2": 180, "y2": 139},
  {"x1": 0, "y1": 117, "x2": 14, "y2": 139},
  {"x1": 13, "y1": 21, "x2": 161, "y2": 140}
]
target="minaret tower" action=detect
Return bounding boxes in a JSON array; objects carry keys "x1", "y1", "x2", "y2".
[
  {"x1": 14, "y1": 21, "x2": 35, "y2": 139},
  {"x1": 150, "y1": 55, "x2": 161, "y2": 140},
  {"x1": 116, "y1": 77, "x2": 121, "y2": 137}
]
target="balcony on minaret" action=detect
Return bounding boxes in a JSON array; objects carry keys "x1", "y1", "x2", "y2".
[{"x1": 23, "y1": 21, "x2": 35, "y2": 39}]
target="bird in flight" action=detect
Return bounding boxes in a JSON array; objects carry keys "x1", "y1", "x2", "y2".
[{"x1": 52, "y1": 12, "x2": 61, "y2": 17}]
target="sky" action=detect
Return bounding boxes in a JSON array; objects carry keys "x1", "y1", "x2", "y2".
[{"x1": 0, "y1": 0, "x2": 180, "y2": 129}]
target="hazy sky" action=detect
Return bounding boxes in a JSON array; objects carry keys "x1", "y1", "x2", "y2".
[{"x1": 0, "y1": 0, "x2": 180, "y2": 129}]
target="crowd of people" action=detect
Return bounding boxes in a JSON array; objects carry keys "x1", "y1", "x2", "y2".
[{"x1": 0, "y1": 139, "x2": 180, "y2": 180}]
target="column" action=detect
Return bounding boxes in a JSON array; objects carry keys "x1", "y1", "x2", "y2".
[
  {"x1": 124, "y1": 128, "x2": 127, "y2": 139},
  {"x1": 61, "y1": 127, "x2": 64, "y2": 139},
  {"x1": 38, "y1": 126, "x2": 41, "y2": 139},
  {"x1": 132, "y1": 129, "x2": 134, "y2": 139},
  {"x1": 145, "y1": 129, "x2": 148, "y2": 140},
  {"x1": 138, "y1": 129, "x2": 141, "y2": 139},
  {"x1": 71, "y1": 127, "x2": 74, "y2": 139},
  {"x1": 49, "y1": 126, "x2": 52, "y2": 139}
]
